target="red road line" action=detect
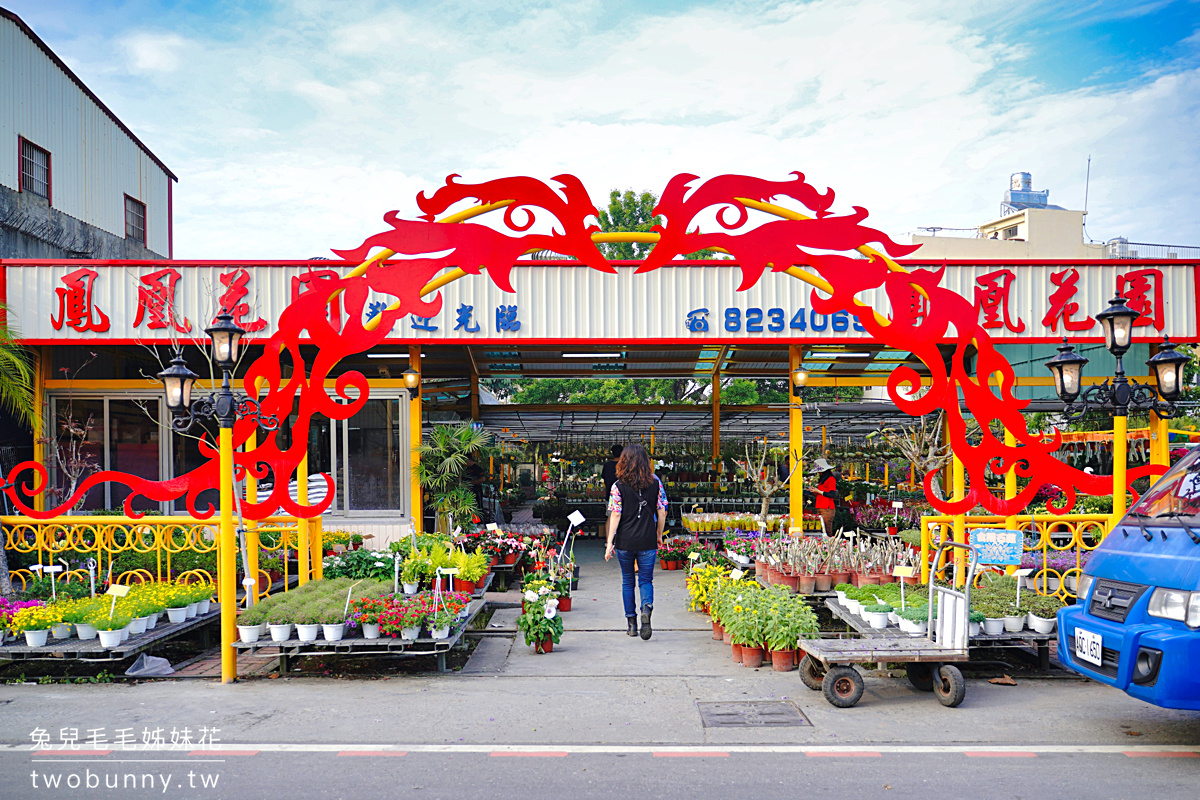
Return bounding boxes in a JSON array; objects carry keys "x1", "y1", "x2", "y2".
[
  {"x1": 653, "y1": 752, "x2": 729, "y2": 758},
  {"x1": 805, "y1": 752, "x2": 882, "y2": 757},
  {"x1": 965, "y1": 752, "x2": 1038, "y2": 758},
  {"x1": 338, "y1": 751, "x2": 408, "y2": 757},
  {"x1": 1123, "y1": 751, "x2": 1200, "y2": 758},
  {"x1": 34, "y1": 750, "x2": 113, "y2": 756},
  {"x1": 187, "y1": 750, "x2": 259, "y2": 756},
  {"x1": 490, "y1": 752, "x2": 569, "y2": 758}
]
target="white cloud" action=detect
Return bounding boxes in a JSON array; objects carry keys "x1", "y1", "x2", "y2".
[{"x1": 47, "y1": 0, "x2": 1200, "y2": 257}]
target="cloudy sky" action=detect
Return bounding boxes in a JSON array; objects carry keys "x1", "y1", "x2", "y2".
[{"x1": 10, "y1": 0, "x2": 1200, "y2": 258}]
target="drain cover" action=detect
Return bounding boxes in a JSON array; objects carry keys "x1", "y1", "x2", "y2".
[{"x1": 697, "y1": 701, "x2": 811, "y2": 728}]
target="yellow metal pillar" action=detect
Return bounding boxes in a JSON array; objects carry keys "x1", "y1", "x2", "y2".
[
  {"x1": 1004, "y1": 428, "x2": 1018, "y2": 575},
  {"x1": 219, "y1": 426, "x2": 237, "y2": 683},
  {"x1": 941, "y1": 413, "x2": 952, "y2": 498},
  {"x1": 1149, "y1": 410, "x2": 1169, "y2": 471},
  {"x1": 952, "y1": 453, "x2": 966, "y2": 587},
  {"x1": 650, "y1": 426, "x2": 655, "y2": 456},
  {"x1": 1113, "y1": 414, "x2": 1128, "y2": 528},
  {"x1": 821, "y1": 425, "x2": 826, "y2": 455},
  {"x1": 884, "y1": 463, "x2": 889, "y2": 488},
  {"x1": 310, "y1": 516, "x2": 323, "y2": 580},
  {"x1": 789, "y1": 346, "x2": 804, "y2": 530},
  {"x1": 711, "y1": 374, "x2": 721, "y2": 475},
  {"x1": 410, "y1": 345, "x2": 423, "y2": 533},
  {"x1": 296, "y1": 454, "x2": 309, "y2": 586}
]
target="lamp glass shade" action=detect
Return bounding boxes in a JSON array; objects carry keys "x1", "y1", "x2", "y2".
[
  {"x1": 791, "y1": 368, "x2": 809, "y2": 388},
  {"x1": 158, "y1": 355, "x2": 199, "y2": 412},
  {"x1": 1096, "y1": 296, "x2": 1138, "y2": 356},
  {"x1": 205, "y1": 312, "x2": 245, "y2": 371},
  {"x1": 402, "y1": 368, "x2": 420, "y2": 390},
  {"x1": 1147, "y1": 338, "x2": 1190, "y2": 401},
  {"x1": 1044, "y1": 338, "x2": 1089, "y2": 403}
]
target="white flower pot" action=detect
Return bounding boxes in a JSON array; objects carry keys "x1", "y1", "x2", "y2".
[
  {"x1": 269, "y1": 624, "x2": 293, "y2": 642},
  {"x1": 145, "y1": 613, "x2": 160, "y2": 630},
  {"x1": 402, "y1": 582, "x2": 419, "y2": 595},
  {"x1": 322, "y1": 624, "x2": 345, "y2": 641},
  {"x1": 888, "y1": 611, "x2": 900, "y2": 625},
  {"x1": 400, "y1": 626, "x2": 421, "y2": 641},
  {"x1": 1028, "y1": 614, "x2": 1056, "y2": 634},
  {"x1": 97, "y1": 629, "x2": 122, "y2": 648},
  {"x1": 23, "y1": 629, "x2": 50, "y2": 647},
  {"x1": 983, "y1": 618, "x2": 1005, "y2": 635},
  {"x1": 361, "y1": 623, "x2": 381, "y2": 639},
  {"x1": 51, "y1": 622, "x2": 72, "y2": 640},
  {"x1": 75, "y1": 623, "x2": 98, "y2": 640},
  {"x1": 296, "y1": 624, "x2": 321, "y2": 642},
  {"x1": 899, "y1": 619, "x2": 927, "y2": 636},
  {"x1": 185, "y1": 602, "x2": 199, "y2": 619},
  {"x1": 835, "y1": 591, "x2": 847, "y2": 604},
  {"x1": 237, "y1": 625, "x2": 262, "y2": 643},
  {"x1": 129, "y1": 616, "x2": 149, "y2": 635},
  {"x1": 968, "y1": 621, "x2": 981, "y2": 638},
  {"x1": 1035, "y1": 576, "x2": 1060, "y2": 593},
  {"x1": 198, "y1": 599, "x2": 212, "y2": 614},
  {"x1": 119, "y1": 625, "x2": 130, "y2": 642},
  {"x1": 845, "y1": 599, "x2": 862, "y2": 615},
  {"x1": 1003, "y1": 615, "x2": 1025, "y2": 633},
  {"x1": 167, "y1": 607, "x2": 188, "y2": 624},
  {"x1": 865, "y1": 611, "x2": 890, "y2": 629},
  {"x1": 430, "y1": 626, "x2": 450, "y2": 640},
  {"x1": 1064, "y1": 575, "x2": 1078, "y2": 592}
]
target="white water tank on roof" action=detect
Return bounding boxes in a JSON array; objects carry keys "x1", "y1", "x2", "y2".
[{"x1": 1010, "y1": 172, "x2": 1032, "y2": 191}]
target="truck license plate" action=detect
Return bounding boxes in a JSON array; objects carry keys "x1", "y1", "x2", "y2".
[{"x1": 1075, "y1": 628, "x2": 1103, "y2": 666}]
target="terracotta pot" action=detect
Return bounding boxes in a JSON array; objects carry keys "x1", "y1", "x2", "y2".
[
  {"x1": 797, "y1": 575, "x2": 817, "y2": 594},
  {"x1": 876, "y1": 573, "x2": 895, "y2": 584},
  {"x1": 558, "y1": 596, "x2": 572, "y2": 612},
  {"x1": 667, "y1": 561, "x2": 679, "y2": 570},
  {"x1": 830, "y1": 571, "x2": 851, "y2": 585},
  {"x1": 813, "y1": 574, "x2": 832, "y2": 592},
  {"x1": 536, "y1": 638, "x2": 553, "y2": 654},
  {"x1": 771, "y1": 649, "x2": 797, "y2": 672},
  {"x1": 660, "y1": 559, "x2": 668, "y2": 569},
  {"x1": 755, "y1": 559, "x2": 767, "y2": 574},
  {"x1": 489, "y1": 556, "x2": 500, "y2": 567},
  {"x1": 722, "y1": 628, "x2": 732, "y2": 645},
  {"x1": 902, "y1": 575, "x2": 920, "y2": 585},
  {"x1": 268, "y1": 569, "x2": 283, "y2": 584},
  {"x1": 455, "y1": 578, "x2": 476, "y2": 593},
  {"x1": 731, "y1": 643, "x2": 743, "y2": 664},
  {"x1": 741, "y1": 645, "x2": 764, "y2": 669},
  {"x1": 779, "y1": 573, "x2": 800, "y2": 593},
  {"x1": 504, "y1": 553, "x2": 518, "y2": 565},
  {"x1": 712, "y1": 620, "x2": 723, "y2": 640},
  {"x1": 887, "y1": 526, "x2": 898, "y2": 537},
  {"x1": 861, "y1": 574, "x2": 881, "y2": 585},
  {"x1": 851, "y1": 572, "x2": 866, "y2": 587}
]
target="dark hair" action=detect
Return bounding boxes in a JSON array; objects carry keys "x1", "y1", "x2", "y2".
[
  {"x1": 610, "y1": 444, "x2": 623, "y2": 459},
  {"x1": 616, "y1": 443, "x2": 654, "y2": 490}
]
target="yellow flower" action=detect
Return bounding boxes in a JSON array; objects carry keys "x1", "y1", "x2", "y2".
[{"x1": 733, "y1": 605, "x2": 743, "y2": 613}]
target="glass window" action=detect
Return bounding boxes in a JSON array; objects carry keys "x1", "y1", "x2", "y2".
[
  {"x1": 1129, "y1": 447, "x2": 1200, "y2": 521},
  {"x1": 20, "y1": 138, "x2": 50, "y2": 200},
  {"x1": 346, "y1": 398, "x2": 405, "y2": 511},
  {"x1": 109, "y1": 400, "x2": 161, "y2": 513},
  {"x1": 124, "y1": 195, "x2": 146, "y2": 244},
  {"x1": 48, "y1": 398, "x2": 104, "y2": 512}
]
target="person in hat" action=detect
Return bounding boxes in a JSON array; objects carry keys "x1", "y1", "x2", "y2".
[{"x1": 811, "y1": 457, "x2": 839, "y2": 535}]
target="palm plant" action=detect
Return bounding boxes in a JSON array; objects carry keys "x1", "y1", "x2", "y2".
[
  {"x1": 416, "y1": 424, "x2": 493, "y2": 529},
  {"x1": 0, "y1": 307, "x2": 35, "y2": 427}
]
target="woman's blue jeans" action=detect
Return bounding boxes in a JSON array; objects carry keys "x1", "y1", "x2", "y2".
[{"x1": 615, "y1": 548, "x2": 657, "y2": 618}]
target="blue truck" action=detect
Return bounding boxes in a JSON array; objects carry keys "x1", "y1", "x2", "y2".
[{"x1": 1058, "y1": 446, "x2": 1200, "y2": 709}]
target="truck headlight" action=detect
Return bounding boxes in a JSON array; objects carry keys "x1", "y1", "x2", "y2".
[
  {"x1": 1189, "y1": 594, "x2": 1200, "y2": 629},
  {"x1": 1148, "y1": 588, "x2": 1190, "y2": 622},
  {"x1": 1076, "y1": 573, "x2": 1094, "y2": 600}
]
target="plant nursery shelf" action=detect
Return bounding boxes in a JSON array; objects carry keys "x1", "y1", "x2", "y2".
[
  {"x1": 232, "y1": 598, "x2": 486, "y2": 673},
  {"x1": 0, "y1": 608, "x2": 221, "y2": 663}
]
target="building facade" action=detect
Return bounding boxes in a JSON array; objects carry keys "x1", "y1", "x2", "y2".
[{"x1": 0, "y1": 8, "x2": 175, "y2": 262}]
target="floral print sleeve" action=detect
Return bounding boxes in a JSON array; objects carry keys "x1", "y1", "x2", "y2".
[
  {"x1": 607, "y1": 482, "x2": 621, "y2": 515},
  {"x1": 656, "y1": 476, "x2": 668, "y2": 511}
]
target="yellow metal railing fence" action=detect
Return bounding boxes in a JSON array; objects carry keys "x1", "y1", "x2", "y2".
[{"x1": 920, "y1": 513, "x2": 1111, "y2": 601}]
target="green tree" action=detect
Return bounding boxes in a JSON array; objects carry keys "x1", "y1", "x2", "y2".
[{"x1": 597, "y1": 188, "x2": 721, "y2": 260}]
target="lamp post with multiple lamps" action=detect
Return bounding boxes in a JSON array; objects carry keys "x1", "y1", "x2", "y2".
[
  {"x1": 1044, "y1": 295, "x2": 1190, "y2": 521},
  {"x1": 157, "y1": 312, "x2": 279, "y2": 684},
  {"x1": 789, "y1": 361, "x2": 808, "y2": 528}
]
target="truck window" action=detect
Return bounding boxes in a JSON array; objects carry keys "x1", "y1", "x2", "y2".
[{"x1": 1129, "y1": 447, "x2": 1200, "y2": 520}]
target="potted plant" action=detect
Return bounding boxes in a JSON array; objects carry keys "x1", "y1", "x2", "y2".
[
  {"x1": 350, "y1": 534, "x2": 364, "y2": 551},
  {"x1": 1026, "y1": 594, "x2": 1063, "y2": 634},
  {"x1": 294, "y1": 602, "x2": 323, "y2": 642},
  {"x1": 974, "y1": 598, "x2": 1008, "y2": 635},
  {"x1": 863, "y1": 603, "x2": 893, "y2": 629},
  {"x1": 237, "y1": 602, "x2": 267, "y2": 643},
  {"x1": 516, "y1": 596, "x2": 563, "y2": 653},
  {"x1": 267, "y1": 601, "x2": 295, "y2": 642},
  {"x1": 320, "y1": 603, "x2": 346, "y2": 642},
  {"x1": 9, "y1": 604, "x2": 61, "y2": 647},
  {"x1": 968, "y1": 609, "x2": 984, "y2": 637},
  {"x1": 1003, "y1": 603, "x2": 1026, "y2": 633},
  {"x1": 764, "y1": 609, "x2": 799, "y2": 672},
  {"x1": 165, "y1": 587, "x2": 190, "y2": 623},
  {"x1": 897, "y1": 605, "x2": 928, "y2": 636},
  {"x1": 428, "y1": 609, "x2": 456, "y2": 639},
  {"x1": 90, "y1": 612, "x2": 131, "y2": 649},
  {"x1": 349, "y1": 597, "x2": 385, "y2": 639},
  {"x1": 63, "y1": 600, "x2": 100, "y2": 640}
]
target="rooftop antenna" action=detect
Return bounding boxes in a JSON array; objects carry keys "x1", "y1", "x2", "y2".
[{"x1": 1082, "y1": 155, "x2": 1094, "y2": 243}]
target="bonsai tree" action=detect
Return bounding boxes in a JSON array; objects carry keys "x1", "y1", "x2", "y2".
[
  {"x1": 416, "y1": 424, "x2": 493, "y2": 531},
  {"x1": 734, "y1": 440, "x2": 801, "y2": 520}
]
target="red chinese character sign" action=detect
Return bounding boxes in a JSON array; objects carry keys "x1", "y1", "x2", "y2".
[
  {"x1": 4, "y1": 171, "x2": 1159, "y2": 520},
  {"x1": 50, "y1": 268, "x2": 110, "y2": 333}
]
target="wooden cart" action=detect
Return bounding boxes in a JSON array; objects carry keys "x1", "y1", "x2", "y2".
[{"x1": 798, "y1": 541, "x2": 978, "y2": 708}]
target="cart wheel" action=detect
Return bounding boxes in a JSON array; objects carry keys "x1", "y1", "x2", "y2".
[
  {"x1": 933, "y1": 665, "x2": 966, "y2": 708},
  {"x1": 906, "y1": 662, "x2": 935, "y2": 692},
  {"x1": 822, "y1": 666, "x2": 864, "y2": 708},
  {"x1": 799, "y1": 655, "x2": 826, "y2": 691}
]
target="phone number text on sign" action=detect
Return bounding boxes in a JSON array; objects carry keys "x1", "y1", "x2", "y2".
[{"x1": 685, "y1": 307, "x2": 868, "y2": 334}]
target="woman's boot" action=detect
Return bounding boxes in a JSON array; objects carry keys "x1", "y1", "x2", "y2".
[{"x1": 627, "y1": 617, "x2": 638, "y2": 637}]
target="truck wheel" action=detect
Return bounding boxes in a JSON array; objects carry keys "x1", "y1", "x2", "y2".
[
  {"x1": 906, "y1": 662, "x2": 935, "y2": 692},
  {"x1": 933, "y1": 664, "x2": 966, "y2": 708},
  {"x1": 799, "y1": 655, "x2": 826, "y2": 691},
  {"x1": 822, "y1": 666, "x2": 864, "y2": 708}
]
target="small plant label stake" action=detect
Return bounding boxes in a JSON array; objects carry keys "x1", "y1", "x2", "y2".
[
  {"x1": 1013, "y1": 567, "x2": 1034, "y2": 610},
  {"x1": 86, "y1": 558, "x2": 97, "y2": 598},
  {"x1": 730, "y1": 569, "x2": 745, "y2": 581},
  {"x1": 893, "y1": 566, "x2": 916, "y2": 608},
  {"x1": 30, "y1": 564, "x2": 64, "y2": 602},
  {"x1": 105, "y1": 583, "x2": 130, "y2": 619},
  {"x1": 562, "y1": 510, "x2": 586, "y2": 565},
  {"x1": 242, "y1": 578, "x2": 256, "y2": 608},
  {"x1": 344, "y1": 580, "x2": 363, "y2": 618},
  {"x1": 393, "y1": 552, "x2": 403, "y2": 595},
  {"x1": 892, "y1": 501, "x2": 904, "y2": 509}
]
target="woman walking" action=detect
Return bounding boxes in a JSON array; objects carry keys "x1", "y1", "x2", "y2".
[
  {"x1": 604, "y1": 443, "x2": 667, "y2": 640},
  {"x1": 811, "y1": 457, "x2": 840, "y2": 536}
]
